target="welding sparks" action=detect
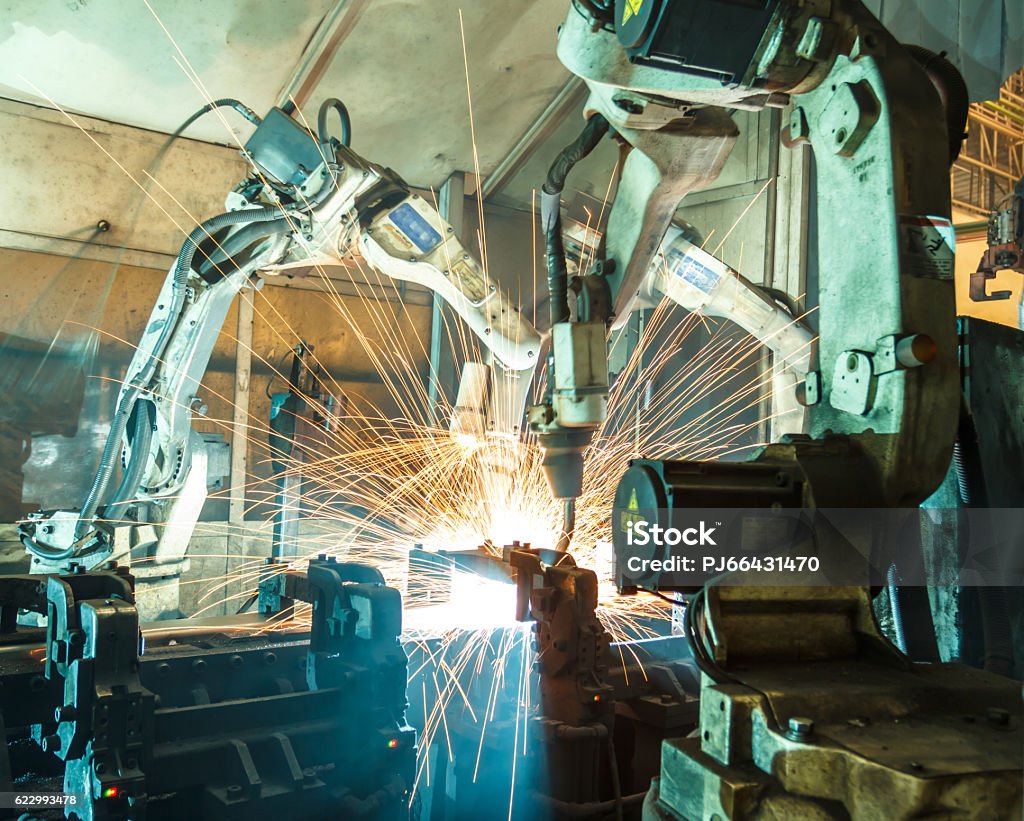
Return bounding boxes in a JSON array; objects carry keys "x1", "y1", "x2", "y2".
[{"x1": 6, "y1": 8, "x2": 812, "y2": 816}]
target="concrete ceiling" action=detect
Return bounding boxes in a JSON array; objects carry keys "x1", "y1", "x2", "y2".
[
  {"x1": 0, "y1": 0, "x2": 334, "y2": 143},
  {"x1": 1, "y1": 0, "x2": 1020, "y2": 211},
  {"x1": 0, "y1": 0, "x2": 572, "y2": 194}
]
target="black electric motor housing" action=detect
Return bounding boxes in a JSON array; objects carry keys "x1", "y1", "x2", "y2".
[
  {"x1": 612, "y1": 457, "x2": 805, "y2": 593},
  {"x1": 613, "y1": 0, "x2": 782, "y2": 84}
]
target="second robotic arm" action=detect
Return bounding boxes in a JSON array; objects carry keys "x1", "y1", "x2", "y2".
[{"x1": 264, "y1": 139, "x2": 543, "y2": 438}]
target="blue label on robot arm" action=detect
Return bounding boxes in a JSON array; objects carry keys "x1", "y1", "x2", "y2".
[
  {"x1": 388, "y1": 202, "x2": 443, "y2": 253},
  {"x1": 666, "y1": 247, "x2": 721, "y2": 295}
]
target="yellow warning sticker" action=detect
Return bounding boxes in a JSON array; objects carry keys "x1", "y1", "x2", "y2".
[
  {"x1": 619, "y1": 487, "x2": 643, "y2": 533},
  {"x1": 622, "y1": 0, "x2": 644, "y2": 27}
]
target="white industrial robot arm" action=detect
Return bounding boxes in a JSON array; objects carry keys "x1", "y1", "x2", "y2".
[
  {"x1": 20, "y1": 208, "x2": 296, "y2": 575},
  {"x1": 641, "y1": 225, "x2": 813, "y2": 436},
  {"x1": 20, "y1": 103, "x2": 542, "y2": 575},
  {"x1": 262, "y1": 139, "x2": 542, "y2": 439}
]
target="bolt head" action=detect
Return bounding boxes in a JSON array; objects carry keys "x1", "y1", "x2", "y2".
[
  {"x1": 987, "y1": 707, "x2": 1011, "y2": 727},
  {"x1": 55, "y1": 705, "x2": 77, "y2": 723},
  {"x1": 787, "y1": 716, "x2": 814, "y2": 740}
]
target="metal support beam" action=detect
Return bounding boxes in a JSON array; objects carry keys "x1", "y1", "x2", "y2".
[
  {"x1": 276, "y1": 0, "x2": 370, "y2": 110},
  {"x1": 480, "y1": 77, "x2": 587, "y2": 202},
  {"x1": 774, "y1": 138, "x2": 811, "y2": 305},
  {"x1": 760, "y1": 108, "x2": 782, "y2": 444},
  {"x1": 229, "y1": 290, "x2": 254, "y2": 524},
  {"x1": 427, "y1": 174, "x2": 465, "y2": 419}
]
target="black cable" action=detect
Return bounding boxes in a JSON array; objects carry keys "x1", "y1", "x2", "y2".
[
  {"x1": 104, "y1": 397, "x2": 156, "y2": 519},
  {"x1": 171, "y1": 98, "x2": 261, "y2": 141},
  {"x1": 136, "y1": 98, "x2": 262, "y2": 216},
  {"x1": 760, "y1": 286, "x2": 802, "y2": 319},
  {"x1": 684, "y1": 587, "x2": 737, "y2": 683},
  {"x1": 317, "y1": 97, "x2": 352, "y2": 147},
  {"x1": 637, "y1": 586, "x2": 679, "y2": 606},
  {"x1": 540, "y1": 114, "x2": 609, "y2": 327},
  {"x1": 542, "y1": 113, "x2": 609, "y2": 198}
]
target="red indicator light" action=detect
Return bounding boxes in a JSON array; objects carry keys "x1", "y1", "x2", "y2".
[
  {"x1": 593, "y1": 695, "x2": 601, "y2": 702},
  {"x1": 387, "y1": 738, "x2": 399, "y2": 749},
  {"x1": 102, "y1": 786, "x2": 120, "y2": 799}
]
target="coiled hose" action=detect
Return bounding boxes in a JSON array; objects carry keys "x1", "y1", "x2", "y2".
[
  {"x1": 105, "y1": 398, "x2": 156, "y2": 521},
  {"x1": 55, "y1": 207, "x2": 286, "y2": 554},
  {"x1": 540, "y1": 114, "x2": 609, "y2": 327}
]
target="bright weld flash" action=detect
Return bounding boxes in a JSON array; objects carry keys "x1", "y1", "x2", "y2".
[{"x1": 405, "y1": 572, "x2": 520, "y2": 632}]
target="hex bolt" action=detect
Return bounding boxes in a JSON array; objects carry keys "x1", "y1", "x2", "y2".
[
  {"x1": 787, "y1": 716, "x2": 815, "y2": 741},
  {"x1": 987, "y1": 708, "x2": 1011, "y2": 727},
  {"x1": 54, "y1": 705, "x2": 77, "y2": 723},
  {"x1": 230, "y1": 654, "x2": 244, "y2": 669},
  {"x1": 192, "y1": 659, "x2": 206, "y2": 673}
]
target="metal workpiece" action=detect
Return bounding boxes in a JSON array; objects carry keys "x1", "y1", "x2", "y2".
[
  {"x1": 0, "y1": 561, "x2": 415, "y2": 821},
  {"x1": 650, "y1": 584, "x2": 1023, "y2": 820},
  {"x1": 512, "y1": 547, "x2": 616, "y2": 811}
]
